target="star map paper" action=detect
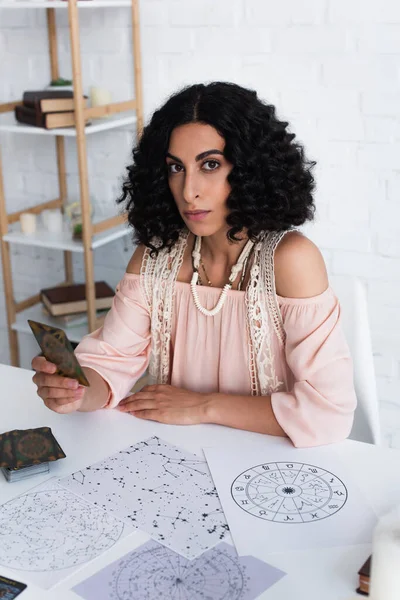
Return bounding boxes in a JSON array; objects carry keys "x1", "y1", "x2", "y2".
[
  {"x1": 73, "y1": 540, "x2": 286, "y2": 600},
  {"x1": 58, "y1": 436, "x2": 230, "y2": 559},
  {"x1": 0, "y1": 480, "x2": 129, "y2": 589}
]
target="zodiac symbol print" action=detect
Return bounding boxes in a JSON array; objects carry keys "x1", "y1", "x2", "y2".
[{"x1": 231, "y1": 462, "x2": 348, "y2": 523}]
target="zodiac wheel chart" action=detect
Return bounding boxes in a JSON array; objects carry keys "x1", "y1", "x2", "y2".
[{"x1": 231, "y1": 462, "x2": 348, "y2": 523}]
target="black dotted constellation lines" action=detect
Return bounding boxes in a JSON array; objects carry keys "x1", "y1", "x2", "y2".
[{"x1": 59, "y1": 437, "x2": 230, "y2": 559}]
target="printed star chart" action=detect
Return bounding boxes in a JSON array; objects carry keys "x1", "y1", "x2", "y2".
[
  {"x1": 0, "y1": 480, "x2": 129, "y2": 589},
  {"x1": 73, "y1": 540, "x2": 286, "y2": 600},
  {"x1": 204, "y1": 439, "x2": 377, "y2": 556},
  {"x1": 59, "y1": 436, "x2": 230, "y2": 559}
]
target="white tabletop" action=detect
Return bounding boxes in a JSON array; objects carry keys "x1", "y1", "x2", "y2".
[{"x1": 1, "y1": 362, "x2": 400, "y2": 600}]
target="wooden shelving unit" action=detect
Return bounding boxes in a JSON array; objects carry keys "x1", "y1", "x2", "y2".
[{"x1": 0, "y1": 0, "x2": 143, "y2": 366}]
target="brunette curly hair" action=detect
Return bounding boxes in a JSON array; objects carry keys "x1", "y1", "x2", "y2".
[{"x1": 117, "y1": 81, "x2": 316, "y2": 253}]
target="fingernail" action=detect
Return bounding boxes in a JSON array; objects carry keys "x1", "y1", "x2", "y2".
[{"x1": 68, "y1": 380, "x2": 78, "y2": 389}]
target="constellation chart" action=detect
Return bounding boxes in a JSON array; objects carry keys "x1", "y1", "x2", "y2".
[
  {"x1": 0, "y1": 480, "x2": 128, "y2": 589},
  {"x1": 231, "y1": 462, "x2": 348, "y2": 523},
  {"x1": 59, "y1": 437, "x2": 230, "y2": 559},
  {"x1": 73, "y1": 540, "x2": 286, "y2": 600}
]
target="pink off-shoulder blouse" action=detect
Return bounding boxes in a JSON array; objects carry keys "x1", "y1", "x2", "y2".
[{"x1": 75, "y1": 273, "x2": 357, "y2": 448}]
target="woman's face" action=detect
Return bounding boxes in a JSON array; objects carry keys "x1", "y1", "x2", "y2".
[{"x1": 166, "y1": 122, "x2": 233, "y2": 237}]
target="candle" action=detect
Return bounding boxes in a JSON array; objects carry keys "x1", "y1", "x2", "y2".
[
  {"x1": 46, "y1": 209, "x2": 63, "y2": 233},
  {"x1": 90, "y1": 86, "x2": 112, "y2": 117},
  {"x1": 370, "y1": 506, "x2": 400, "y2": 600},
  {"x1": 20, "y1": 212, "x2": 36, "y2": 234}
]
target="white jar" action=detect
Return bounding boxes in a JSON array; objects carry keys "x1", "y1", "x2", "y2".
[
  {"x1": 370, "y1": 505, "x2": 400, "y2": 600},
  {"x1": 46, "y1": 209, "x2": 63, "y2": 233}
]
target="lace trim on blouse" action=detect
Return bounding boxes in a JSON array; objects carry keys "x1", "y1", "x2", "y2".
[{"x1": 140, "y1": 229, "x2": 292, "y2": 395}]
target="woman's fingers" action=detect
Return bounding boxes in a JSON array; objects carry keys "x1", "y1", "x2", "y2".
[
  {"x1": 31, "y1": 355, "x2": 56, "y2": 374},
  {"x1": 118, "y1": 398, "x2": 156, "y2": 412},
  {"x1": 40, "y1": 386, "x2": 85, "y2": 404},
  {"x1": 43, "y1": 397, "x2": 83, "y2": 414},
  {"x1": 33, "y1": 372, "x2": 80, "y2": 391},
  {"x1": 132, "y1": 410, "x2": 160, "y2": 421},
  {"x1": 119, "y1": 392, "x2": 153, "y2": 406}
]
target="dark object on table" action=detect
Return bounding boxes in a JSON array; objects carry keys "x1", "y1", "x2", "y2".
[
  {"x1": 28, "y1": 320, "x2": 90, "y2": 386},
  {"x1": 0, "y1": 427, "x2": 66, "y2": 470},
  {"x1": 0, "y1": 574, "x2": 27, "y2": 599},
  {"x1": 40, "y1": 281, "x2": 114, "y2": 316},
  {"x1": 356, "y1": 555, "x2": 371, "y2": 596}
]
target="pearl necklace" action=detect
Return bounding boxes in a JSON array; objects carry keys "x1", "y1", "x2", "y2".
[{"x1": 190, "y1": 236, "x2": 255, "y2": 316}]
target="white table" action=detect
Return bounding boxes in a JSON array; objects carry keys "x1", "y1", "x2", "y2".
[{"x1": 1, "y1": 363, "x2": 400, "y2": 600}]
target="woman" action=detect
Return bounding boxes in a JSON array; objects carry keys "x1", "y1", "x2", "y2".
[{"x1": 31, "y1": 82, "x2": 356, "y2": 447}]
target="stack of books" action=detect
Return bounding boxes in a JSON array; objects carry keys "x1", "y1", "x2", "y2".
[
  {"x1": 15, "y1": 90, "x2": 89, "y2": 130},
  {"x1": 357, "y1": 555, "x2": 371, "y2": 596},
  {"x1": 40, "y1": 281, "x2": 114, "y2": 328},
  {"x1": 41, "y1": 306, "x2": 108, "y2": 329}
]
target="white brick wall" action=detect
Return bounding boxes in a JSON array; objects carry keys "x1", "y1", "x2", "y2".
[{"x1": 1, "y1": 0, "x2": 399, "y2": 446}]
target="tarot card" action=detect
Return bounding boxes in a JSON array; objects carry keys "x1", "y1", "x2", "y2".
[
  {"x1": 0, "y1": 432, "x2": 15, "y2": 469},
  {"x1": 10, "y1": 427, "x2": 66, "y2": 469},
  {"x1": 0, "y1": 574, "x2": 27, "y2": 599},
  {"x1": 28, "y1": 320, "x2": 90, "y2": 386},
  {"x1": 0, "y1": 431, "x2": 13, "y2": 467}
]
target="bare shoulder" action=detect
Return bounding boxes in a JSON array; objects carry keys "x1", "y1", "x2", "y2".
[
  {"x1": 126, "y1": 244, "x2": 147, "y2": 275},
  {"x1": 273, "y1": 231, "x2": 329, "y2": 298}
]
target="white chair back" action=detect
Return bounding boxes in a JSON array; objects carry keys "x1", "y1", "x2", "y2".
[{"x1": 329, "y1": 275, "x2": 381, "y2": 445}]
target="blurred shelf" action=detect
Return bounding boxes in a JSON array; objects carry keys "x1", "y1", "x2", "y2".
[
  {"x1": 3, "y1": 222, "x2": 131, "y2": 252},
  {"x1": 0, "y1": 0, "x2": 143, "y2": 367},
  {"x1": 12, "y1": 304, "x2": 90, "y2": 344},
  {"x1": 0, "y1": 112, "x2": 137, "y2": 136},
  {"x1": 0, "y1": 1, "x2": 132, "y2": 8}
]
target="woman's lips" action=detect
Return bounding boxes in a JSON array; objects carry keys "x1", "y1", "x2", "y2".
[{"x1": 184, "y1": 211, "x2": 211, "y2": 222}]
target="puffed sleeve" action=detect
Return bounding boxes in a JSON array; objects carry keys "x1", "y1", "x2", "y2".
[
  {"x1": 270, "y1": 287, "x2": 357, "y2": 448},
  {"x1": 74, "y1": 274, "x2": 150, "y2": 408}
]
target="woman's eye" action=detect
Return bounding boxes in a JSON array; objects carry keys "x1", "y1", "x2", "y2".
[
  {"x1": 203, "y1": 160, "x2": 220, "y2": 171},
  {"x1": 168, "y1": 163, "x2": 183, "y2": 174}
]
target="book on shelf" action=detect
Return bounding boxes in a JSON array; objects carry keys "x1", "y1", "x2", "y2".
[
  {"x1": 357, "y1": 555, "x2": 371, "y2": 596},
  {"x1": 22, "y1": 90, "x2": 88, "y2": 114},
  {"x1": 41, "y1": 306, "x2": 108, "y2": 328},
  {"x1": 15, "y1": 105, "x2": 89, "y2": 130},
  {"x1": 40, "y1": 281, "x2": 115, "y2": 317}
]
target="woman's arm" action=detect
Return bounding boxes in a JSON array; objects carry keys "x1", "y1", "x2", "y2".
[
  {"x1": 204, "y1": 392, "x2": 285, "y2": 436},
  {"x1": 73, "y1": 244, "x2": 151, "y2": 411},
  {"x1": 117, "y1": 383, "x2": 285, "y2": 435},
  {"x1": 77, "y1": 367, "x2": 112, "y2": 412}
]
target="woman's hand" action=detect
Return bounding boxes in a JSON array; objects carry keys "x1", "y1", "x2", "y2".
[
  {"x1": 31, "y1": 355, "x2": 86, "y2": 414},
  {"x1": 116, "y1": 384, "x2": 211, "y2": 425}
]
